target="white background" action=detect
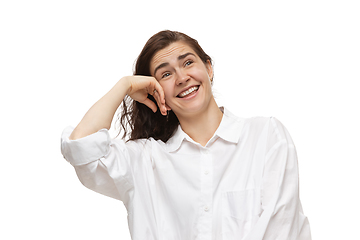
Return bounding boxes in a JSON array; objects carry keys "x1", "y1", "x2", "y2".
[{"x1": 1, "y1": 0, "x2": 359, "y2": 239}]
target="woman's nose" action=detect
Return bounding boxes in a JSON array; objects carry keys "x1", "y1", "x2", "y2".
[{"x1": 175, "y1": 69, "x2": 190, "y2": 85}]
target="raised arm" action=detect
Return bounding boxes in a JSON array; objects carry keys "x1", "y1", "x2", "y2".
[{"x1": 70, "y1": 76, "x2": 167, "y2": 140}]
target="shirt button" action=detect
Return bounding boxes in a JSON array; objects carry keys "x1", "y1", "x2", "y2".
[
  {"x1": 204, "y1": 170, "x2": 209, "y2": 175},
  {"x1": 204, "y1": 206, "x2": 210, "y2": 212}
]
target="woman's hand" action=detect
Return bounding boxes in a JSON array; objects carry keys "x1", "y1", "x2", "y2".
[
  {"x1": 125, "y1": 76, "x2": 167, "y2": 115},
  {"x1": 69, "y1": 75, "x2": 167, "y2": 140}
]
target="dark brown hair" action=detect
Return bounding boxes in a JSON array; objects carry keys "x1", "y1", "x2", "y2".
[{"x1": 119, "y1": 30, "x2": 212, "y2": 142}]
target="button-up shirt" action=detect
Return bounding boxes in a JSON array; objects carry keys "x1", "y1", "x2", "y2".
[{"x1": 61, "y1": 108, "x2": 311, "y2": 240}]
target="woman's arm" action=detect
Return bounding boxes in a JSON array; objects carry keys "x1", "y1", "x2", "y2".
[
  {"x1": 244, "y1": 118, "x2": 311, "y2": 239},
  {"x1": 69, "y1": 76, "x2": 166, "y2": 140},
  {"x1": 61, "y1": 76, "x2": 167, "y2": 203}
]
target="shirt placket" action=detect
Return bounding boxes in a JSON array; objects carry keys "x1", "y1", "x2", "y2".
[{"x1": 197, "y1": 147, "x2": 213, "y2": 239}]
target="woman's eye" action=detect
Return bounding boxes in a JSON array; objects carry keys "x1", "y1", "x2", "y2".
[
  {"x1": 185, "y1": 60, "x2": 193, "y2": 66},
  {"x1": 161, "y1": 72, "x2": 171, "y2": 79}
]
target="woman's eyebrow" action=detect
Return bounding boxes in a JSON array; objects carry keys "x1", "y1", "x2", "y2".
[
  {"x1": 154, "y1": 62, "x2": 169, "y2": 76},
  {"x1": 153, "y1": 52, "x2": 195, "y2": 76},
  {"x1": 178, "y1": 52, "x2": 195, "y2": 60}
]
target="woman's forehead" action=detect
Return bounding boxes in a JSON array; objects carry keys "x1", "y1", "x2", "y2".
[{"x1": 150, "y1": 42, "x2": 196, "y2": 72}]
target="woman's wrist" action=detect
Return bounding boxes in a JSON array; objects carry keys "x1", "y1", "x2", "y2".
[{"x1": 117, "y1": 76, "x2": 133, "y2": 95}]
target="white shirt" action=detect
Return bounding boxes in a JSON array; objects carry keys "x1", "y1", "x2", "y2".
[{"x1": 61, "y1": 108, "x2": 311, "y2": 240}]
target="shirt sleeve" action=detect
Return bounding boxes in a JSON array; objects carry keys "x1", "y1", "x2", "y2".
[
  {"x1": 60, "y1": 126, "x2": 135, "y2": 203},
  {"x1": 244, "y1": 118, "x2": 312, "y2": 240}
]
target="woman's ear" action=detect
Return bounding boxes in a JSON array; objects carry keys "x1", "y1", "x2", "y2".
[{"x1": 206, "y1": 60, "x2": 214, "y2": 82}]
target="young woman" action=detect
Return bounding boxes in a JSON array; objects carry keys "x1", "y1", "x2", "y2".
[{"x1": 61, "y1": 30, "x2": 311, "y2": 239}]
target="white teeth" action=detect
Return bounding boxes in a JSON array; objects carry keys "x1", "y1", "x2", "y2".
[{"x1": 179, "y1": 86, "x2": 199, "y2": 98}]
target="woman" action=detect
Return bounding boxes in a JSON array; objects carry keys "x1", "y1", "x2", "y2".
[{"x1": 61, "y1": 30, "x2": 311, "y2": 239}]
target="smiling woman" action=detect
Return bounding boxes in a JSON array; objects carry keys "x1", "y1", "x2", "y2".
[
  {"x1": 61, "y1": 30, "x2": 311, "y2": 239},
  {"x1": 149, "y1": 41, "x2": 219, "y2": 144},
  {"x1": 120, "y1": 31, "x2": 217, "y2": 143}
]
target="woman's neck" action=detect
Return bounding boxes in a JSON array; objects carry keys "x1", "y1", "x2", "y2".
[{"x1": 176, "y1": 99, "x2": 223, "y2": 147}]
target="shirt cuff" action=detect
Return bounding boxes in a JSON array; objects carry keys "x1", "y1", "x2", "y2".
[{"x1": 61, "y1": 126, "x2": 111, "y2": 166}]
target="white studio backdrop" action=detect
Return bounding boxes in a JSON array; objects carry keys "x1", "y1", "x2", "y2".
[{"x1": 1, "y1": 0, "x2": 359, "y2": 239}]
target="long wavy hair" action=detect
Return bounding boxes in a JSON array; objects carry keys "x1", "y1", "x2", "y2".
[{"x1": 119, "y1": 30, "x2": 213, "y2": 142}]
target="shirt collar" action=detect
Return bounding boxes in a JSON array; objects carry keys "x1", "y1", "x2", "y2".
[
  {"x1": 166, "y1": 107, "x2": 244, "y2": 152},
  {"x1": 165, "y1": 125, "x2": 187, "y2": 152},
  {"x1": 214, "y1": 107, "x2": 244, "y2": 143}
]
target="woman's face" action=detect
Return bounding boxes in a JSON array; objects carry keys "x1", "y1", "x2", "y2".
[{"x1": 150, "y1": 41, "x2": 214, "y2": 118}]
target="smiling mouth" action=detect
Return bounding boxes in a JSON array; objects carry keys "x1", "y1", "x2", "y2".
[{"x1": 177, "y1": 86, "x2": 199, "y2": 98}]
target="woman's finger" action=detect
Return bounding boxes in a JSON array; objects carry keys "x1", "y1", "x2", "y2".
[
  {"x1": 154, "y1": 81, "x2": 165, "y2": 105},
  {"x1": 151, "y1": 91, "x2": 165, "y2": 115},
  {"x1": 153, "y1": 84, "x2": 167, "y2": 115},
  {"x1": 142, "y1": 98, "x2": 158, "y2": 113}
]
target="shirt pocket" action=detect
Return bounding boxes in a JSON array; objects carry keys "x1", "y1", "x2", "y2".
[{"x1": 222, "y1": 189, "x2": 261, "y2": 240}]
